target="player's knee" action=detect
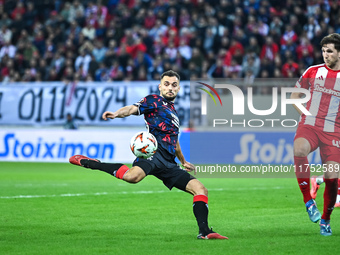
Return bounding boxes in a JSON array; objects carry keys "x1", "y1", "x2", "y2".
[
  {"x1": 202, "y1": 186, "x2": 208, "y2": 196},
  {"x1": 294, "y1": 146, "x2": 309, "y2": 157},
  {"x1": 294, "y1": 139, "x2": 310, "y2": 157},
  {"x1": 194, "y1": 185, "x2": 208, "y2": 196},
  {"x1": 324, "y1": 170, "x2": 338, "y2": 179},
  {"x1": 123, "y1": 172, "x2": 143, "y2": 183}
]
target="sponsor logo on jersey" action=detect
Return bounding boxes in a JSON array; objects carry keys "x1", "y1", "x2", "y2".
[{"x1": 314, "y1": 84, "x2": 340, "y2": 97}]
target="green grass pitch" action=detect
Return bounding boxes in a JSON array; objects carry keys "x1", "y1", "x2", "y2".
[{"x1": 0, "y1": 162, "x2": 338, "y2": 255}]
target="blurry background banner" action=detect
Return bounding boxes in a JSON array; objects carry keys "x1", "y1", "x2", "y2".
[
  {"x1": 0, "y1": 129, "x2": 136, "y2": 163},
  {"x1": 0, "y1": 129, "x2": 321, "y2": 164},
  {"x1": 0, "y1": 81, "x2": 191, "y2": 126}
]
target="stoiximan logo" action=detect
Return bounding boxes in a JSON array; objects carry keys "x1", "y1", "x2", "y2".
[{"x1": 197, "y1": 82, "x2": 223, "y2": 115}]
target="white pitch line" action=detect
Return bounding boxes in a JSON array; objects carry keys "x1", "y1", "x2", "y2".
[{"x1": 0, "y1": 186, "x2": 287, "y2": 199}]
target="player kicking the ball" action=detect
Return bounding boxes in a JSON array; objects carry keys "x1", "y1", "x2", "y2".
[
  {"x1": 69, "y1": 70, "x2": 227, "y2": 240},
  {"x1": 292, "y1": 33, "x2": 340, "y2": 236}
]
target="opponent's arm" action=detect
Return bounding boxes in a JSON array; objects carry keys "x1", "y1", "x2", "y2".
[
  {"x1": 102, "y1": 105, "x2": 138, "y2": 120},
  {"x1": 290, "y1": 91, "x2": 305, "y2": 116},
  {"x1": 175, "y1": 140, "x2": 195, "y2": 172}
]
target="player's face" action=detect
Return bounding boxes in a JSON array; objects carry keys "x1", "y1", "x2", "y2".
[
  {"x1": 159, "y1": 75, "x2": 180, "y2": 101},
  {"x1": 322, "y1": 44, "x2": 340, "y2": 69}
]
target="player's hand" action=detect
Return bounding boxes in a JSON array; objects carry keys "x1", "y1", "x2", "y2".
[
  {"x1": 182, "y1": 162, "x2": 195, "y2": 172},
  {"x1": 102, "y1": 111, "x2": 116, "y2": 120}
]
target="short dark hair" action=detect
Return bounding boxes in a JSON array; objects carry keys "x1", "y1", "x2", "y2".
[
  {"x1": 160, "y1": 70, "x2": 180, "y2": 81},
  {"x1": 320, "y1": 33, "x2": 340, "y2": 51}
]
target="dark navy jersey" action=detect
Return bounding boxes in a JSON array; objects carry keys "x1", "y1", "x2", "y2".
[{"x1": 134, "y1": 94, "x2": 180, "y2": 160}]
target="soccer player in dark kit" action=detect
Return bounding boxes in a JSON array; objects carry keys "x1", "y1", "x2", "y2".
[{"x1": 69, "y1": 70, "x2": 228, "y2": 240}]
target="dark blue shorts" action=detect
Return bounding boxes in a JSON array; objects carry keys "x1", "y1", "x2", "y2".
[{"x1": 132, "y1": 150, "x2": 195, "y2": 191}]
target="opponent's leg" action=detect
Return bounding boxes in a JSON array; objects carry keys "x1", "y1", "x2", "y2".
[
  {"x1": 320, "y1": 163, "x2": 338, "y2": 236},
  {"x1": 336, "y1": 178, "x2": 340, "y2": 207},
  {"x1": 294, "y1": 138, "x2": 313, "y2": 203},
  {"x1": 185, "y1": 179, "x2": 228, "y2": 240},
  {"x1": 294, "y1": 138, "x2": 321, "y2": 223}
]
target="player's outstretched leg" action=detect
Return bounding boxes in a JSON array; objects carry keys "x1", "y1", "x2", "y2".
[
  {"x1": 69, "y1": 155, "x2": 101, "y2": 166},
  {"x1": 69, "y1": 155, "x2": 146, "y2": 183},
  {"x1": 69, "y1": 155, "x2": 130, "y2": 179},
  {"x1": 185, "y1": 179, "x2": 228, "y2": 240}
]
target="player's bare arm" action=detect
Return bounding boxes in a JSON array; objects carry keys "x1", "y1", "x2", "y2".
[
  {"x1": 175, "y1": 140, "x2": 195, "y2": 172},
  {"x1": 290, "y1": 91, "x2": 305, "y2": 116},
  {"x1": 102, "y1": 105, "x2": 138, "y2": 120}
]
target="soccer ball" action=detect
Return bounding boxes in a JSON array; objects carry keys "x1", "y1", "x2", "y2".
[{"x1": 130, "y1": 131, "x2": 158, "y2": 158}]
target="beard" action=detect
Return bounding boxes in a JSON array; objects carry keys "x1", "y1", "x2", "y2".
[
  {"x1": 327, "y1": 61, "x2": 336, "y2": 69},
  {"x1": 162, "y1": 92, "x2": 176, "y2": 101}
]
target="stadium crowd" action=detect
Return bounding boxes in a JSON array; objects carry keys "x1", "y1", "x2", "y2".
[{"x1": 0, "y1": 0, "x2": 339, "y2": 83}]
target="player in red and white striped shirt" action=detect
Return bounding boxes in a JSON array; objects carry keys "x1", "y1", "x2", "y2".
[{"x1": 291, "y1": 33, "x2": 340, "y2": 236}]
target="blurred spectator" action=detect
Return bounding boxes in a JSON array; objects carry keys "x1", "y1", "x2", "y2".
[
  {"x1": 281, "y1": 58, "x2": 299, "y2": 78},
  {"x1": 81, "y1": 22, "x2": 96, "y2": 40},
  {"x1": 226, "y1": 58, "x2": 242, "y2": 78},
  {"x1": 60, "y1": 2, "x2": 72, "y2": 22},
  {"x1": 64, "y1": 113, "x2": 78, "y2": 130},
  {"x1": 95, "y1": 62, "x2": 109, "y2": 81},
  {"x1": 11, "y1": 2, "x2": 25, "y2": 20},
  {"x1": 92, "y1": 39, "x2": 107, "y2": 63},
  {"x1": 244, "y1": 70, "x2": 255, "y2": 86},
  {"x1": 260, "y1": 37, "x2": 279, "y2": 62},
  {"x1": 296, "y1": 37, "x2": 314, "y2": 60},
  {"x1": 144, "y1": 9, "x2": 156, "y2": 29},
  {"x1": 0, "y1": 25, "x2": 12, "y2": 46},
  {"x1": 148, "y1": 55, "x2": 163, "y2": 80},
  {"x1": 38, "y1": 59, "x2": 48, "y2": 81},
  {"x1": 280, "y1": 25, "x2": 298, "y2": 51},
  {"x1": 10, "y1": 13, "x2": 25, "y2": 42},
  {"x1": 23, "y1": 41, "x2": 38, "y2": 61},
  {"x1": 304, "y1": 16, "x2": 321, "y2": 40},
  {"x1": 45, "y1": 10, "x2": 60, "y2": 29},
  {"x1": 258, "y1": 20, "x2": 269, "y2": 36},
  {"x1": 164, "y1": 42, "x2": 177, "y2": 62},
  {"x1": 88, "y1": 54, "x2": 99, "y2": 78},
  {"x1": 242, "y1": 55, "x2": 260, "y2": 78},
  {"x1": 178, "y1": 39, "x2": 192, "y2": 61},
  {"x1": 270, "y1": 16, "x2": 283, "y2": 37},
  {"x1": 109, "y1": 60, "x2": 124, "y2": 80},
  {"x1": 96, "y1": 20, "x2": 107, "y2": 39},
  {"x1": 69, "y1": 0, "x2": 85, "y2": 23},
  {"x1": 0, "y1": 40, "x2": 16, "y2": 60},
  {"x1": 149, "y1": 19, "x2": 168, "y2": 40},
  {"x1": 75, "y1": 49, "x2": 91, "y2": 75},
  {"x1": 260, "y1": 57, "x2": 274, "y2": 77},
  {"x1": 50, "y1": 51, "x2": 65, "y2": 77},
  {"x1": 0, "y1": 13, "x2": 12, "y2": 28},
  {"x1": 246, "y1": 37, "x2": 261, "y2": 56},
  {"x1": 208, "y1": 58, "x2": 224, "y2": 78},
  {"x1": 24, "y1": 2, "x2": 37, "y2": 33},
  {"x1": 229, "y1": 38, "x2": 244, "y2": 56}
]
